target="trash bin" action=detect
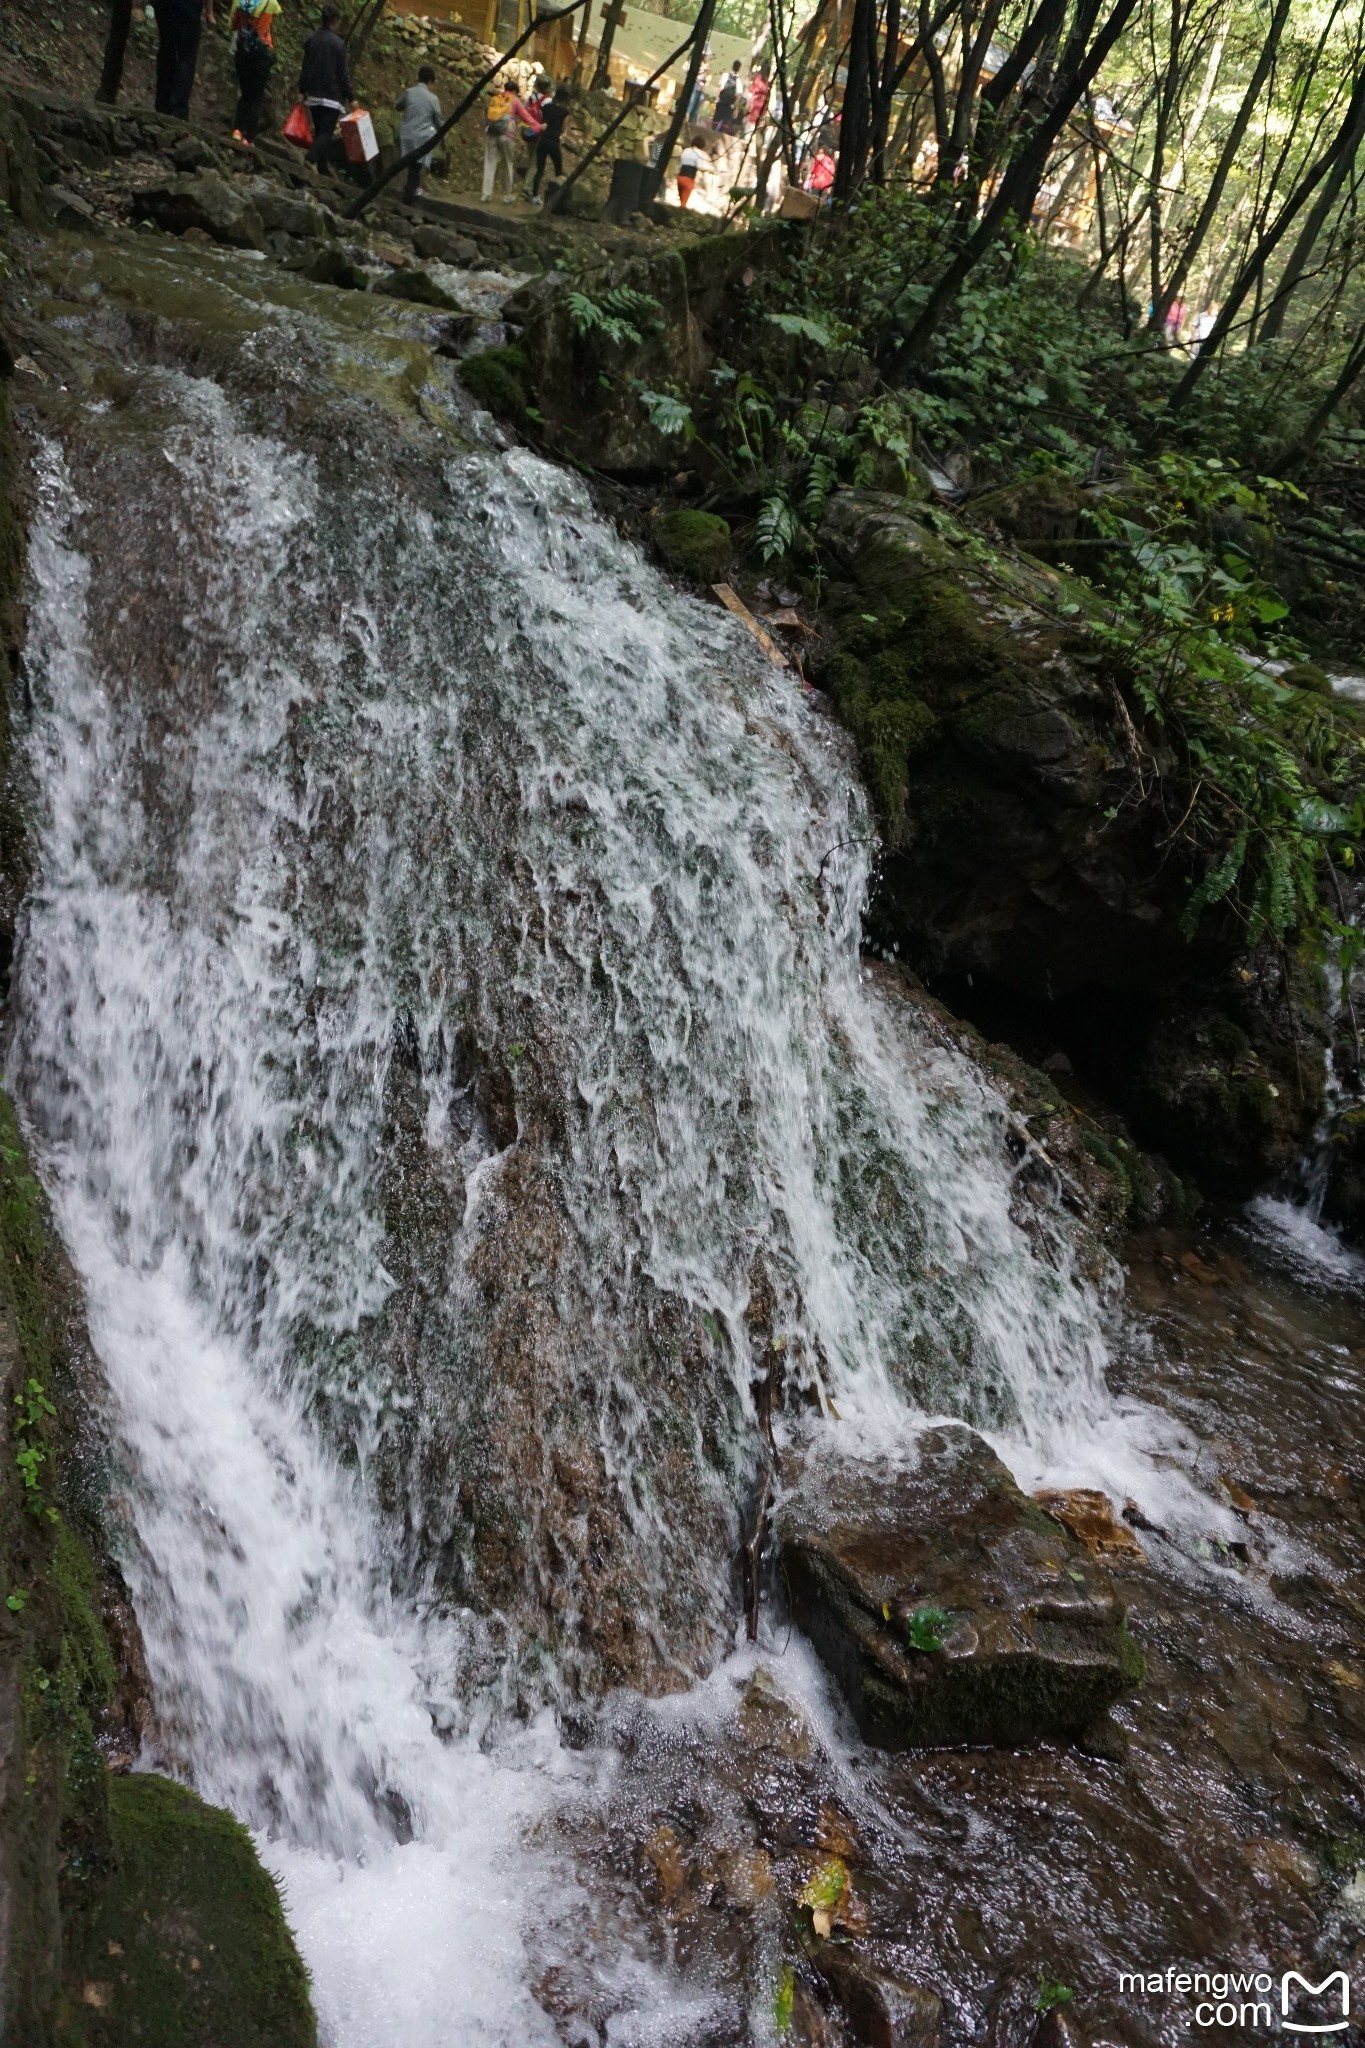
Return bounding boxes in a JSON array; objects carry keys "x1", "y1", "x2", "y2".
[{"x1": 605, "y1": 157, "x2": 651, "y2": 223}]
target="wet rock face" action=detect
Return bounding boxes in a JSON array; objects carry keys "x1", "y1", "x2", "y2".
[
  {"x1": 817, "y1": 490, "x2": 1328, "y2": 1197},
  {"x1": 779, "y1": 1428, "x2": 1142, "y2": 1750},
  {"x1": 1322, "y1": 1104, "x2": 1365, "y2": 1240},
  {"x1": 132, "y1": 172, "x2": 267, "y2": 250},
  {"x1": 502, "y1": 235, "x2": 764, "y2": 477}
]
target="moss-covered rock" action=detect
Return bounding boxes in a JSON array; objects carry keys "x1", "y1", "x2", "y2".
[
  {"x1": 815, "y1": 489, "x2": 1331, "y2": 1199},
  {"x1": 1279, "y1": 658, "x2": 1332, "y2": 698},
  {"x1": 652, "y1": 508, "x2": 731, "y2": 581},
  {"x1": 460, "y1": 342, "x2": 531, "y2": 425},
  {"x1": 971, "y1": 471, "x2": 1085, "y2": 561},
  {"x1": 1322, "y1": 1104, "x2": 1365, "y2": 1240},
  {"x1": 503, "y1": 235, "x2": 765, "y2": 476},
  {"x1": 780, "y1": 1427, "x2": 1143, "y2": 1750},
  {"x1": 60, "y1": 1775, "x2": 316, "y2": 2048},
  {"x1": 1128, "y1": 1001, "x2": 1322, "y2": 1192}
]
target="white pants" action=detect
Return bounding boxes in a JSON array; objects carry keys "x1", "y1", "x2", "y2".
[{"x1": 482, "y1": 132, "x2": 516, "y2": 199}]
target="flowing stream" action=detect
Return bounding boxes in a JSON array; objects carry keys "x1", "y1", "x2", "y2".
[{"x1": 9, "y1": 282, "x2": 1209, "y2": 2042}]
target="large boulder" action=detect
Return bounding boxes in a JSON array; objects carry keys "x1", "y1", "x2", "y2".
[
  {"x1": 1323, "y1": 1104, "x2": 1365, "y2": 1239},
  {"x1": 246, "y1": 179, "x2": 336, "y2": 243},
  {"x1": 131, "y1": 173, "x2": 265, "y2": 250},
  {"x1": 60, "y1": 1775, "x2": 317, "y2": 2046},
  {"x1": 503, "y1": 234, "x2": 767, "y2": 476},
  {"x1": 779, "y1": 1427, "x2": 1143, "y2": 1750},
  {"x1": 816, "y1": 489, "x2": 1329, "y2": 1196}
]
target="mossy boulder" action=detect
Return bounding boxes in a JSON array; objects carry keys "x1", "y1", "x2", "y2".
[
  {"x1": 505, "y1": 236, "x2": 763, "y2": 476},
  {"x1": 816, "y1": 489, "x2": 1330, "y2": 1197},
  {"x1": 971, "y1": 472, "x2": 1085, "y2": 561},
  {"x1": 652, "y1": 508, "x2": 731, "y2": 581},
  {"x1": 60, "y1": 1774, "x2": 316, "y2": 2047},
  {"x1": 779, "y1": 1427, "x2": 1143, "y2": 1750},
  {"x1": 1322, "y1": 1105, "x2": 1365, "y2": 1240},
  {"x1": 1127, "y1": 1001, "x2": 1322, "y2": 1192},
  {"x1": 1279, "y1": 658, "x2": 1332, "y2": 698},
  {"x1": 371, "y1": 266, "x2": 463, "y2": 312},
  {"x1": 460, "y1": 343, "x2": 531, "y2": 425}
]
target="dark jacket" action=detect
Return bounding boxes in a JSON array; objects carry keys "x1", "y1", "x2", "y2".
[{"x1": 299, "y1": 26, "x2": 351, "y2": 105}]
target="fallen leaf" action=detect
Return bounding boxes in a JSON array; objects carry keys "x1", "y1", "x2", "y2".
[{"x1": 82, "y1": 1983, "x2": 113, "y2": 2010}]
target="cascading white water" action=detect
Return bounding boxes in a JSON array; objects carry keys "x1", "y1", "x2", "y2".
[{"x1": 13, "y1": 355, "x2": 1136, "y2": 2041}]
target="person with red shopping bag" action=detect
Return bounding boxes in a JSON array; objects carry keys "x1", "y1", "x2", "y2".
[{"x1": 298, "y1": 3, "x2": 352, "y2": 168}]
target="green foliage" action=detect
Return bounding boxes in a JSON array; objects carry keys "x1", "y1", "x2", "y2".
[
  {"x1": 638, "y1": 388, "x2": 694, "y2": 437},
  {"x1": 772, "y1": 1964, "x2": 795, "y2": 2032},
  {"x1": 565, "y1": 284, "x2": 663, "y2": 349},
  {"x1": 903, "y1": 1604, "x2": 951, "y2": 1652},
  {"x1": 1035, "y1": 1975, "x2": 1075, "y2": 2015},
  {"x1": 1069, "y1": 457, "x2": 1364, "y2": 951},
  {"x1": 755, "y1": 490, "x2": 800, "y2": 562},
  {"x1": 15, "y1": 1374, "x2": 57, "y2": 1517}
]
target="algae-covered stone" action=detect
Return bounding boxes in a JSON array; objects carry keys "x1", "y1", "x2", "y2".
[
  {"x1": 779, "y1": 1427, "x2": 1143, "y2": 1750},
  {"x1": 303, "y1": 242, "x2": 368, "y2": 291},
  {"x1": 652, "y1": 508, "x2": 731, "y2": 581},
  {"x1": 371, "y1": 266, "x2": 463, "y2": 311},
  {"x1": 1321, "y1": 1104, "x2": 1365, "y2": 1241},
  {"x1": 131, "y1": 173, "x2": 265, "y2": 250},
  {"x1": 461, "y1": 343, "x2": 531, "y2": 424},
  {"x1": 61, "y1": 1774, "x2": 316, "y2": 2047},
  {"x1": 1280, "y1": 658, "x2": 1332, "y2": 697}
]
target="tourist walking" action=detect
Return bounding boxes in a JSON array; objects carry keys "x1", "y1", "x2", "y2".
[
  {"x1": 153, "y1": 0, "x2": 214, "y2": 121},
  {"x1": 483, "y1": 84, "x2": 538, "y2": 201},
  {"x1": 676, "y1": 139, "x2": 701, "y2": 206},
  {"x1": 529, "y1": 87, "x2": 572, "y2": 203},
  {"x1": 229, "y1": 0, "x2": 280, "y2": 146},
  {"x1": 298, "y1": 3, "x2": 352, "y2": 168},
  {"x1": 714, "y1": 60, "x2": 742, "y2": 135},
  {"x1": 396, "y1": 64, "x2": 443, "y2": 203}
]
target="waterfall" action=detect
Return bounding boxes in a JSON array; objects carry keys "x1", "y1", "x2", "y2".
[{"x1": 13, "y1": 358, "x2": 1128, "y2": 2041}]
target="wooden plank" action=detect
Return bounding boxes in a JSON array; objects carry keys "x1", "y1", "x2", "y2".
[{"x1": 711, "y1": 583, "x2": 789, "y2": 666}]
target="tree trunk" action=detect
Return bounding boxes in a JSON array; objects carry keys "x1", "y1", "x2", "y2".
[
  {"x1": 899, "y1": 0, "x2": 1141, "y2": 359},
  {"x1": 1150, "y1": 0, "x2": 1291, "y2": 330},
  {"x1": 1284, "y1": 317, "x2": 1365, "y2": 459},
  {"x1": 649, "y1": 0, "x2": 718, "y2": 199},
  {"x1": 1258, "y1": 106, "x2": 1365, "y2": 342},
  {"x1": 1169, "y1": 66, "x2": 1365, "y2": 408},
  {"x1": 833, "y1": 0, "x2": 878, "y2": 200},
  {"x1": 591, "y1": 0, "x2": 628, "y2": 92}
]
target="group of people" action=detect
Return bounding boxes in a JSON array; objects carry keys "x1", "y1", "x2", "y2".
[
  {"x1": 150, "y1": 0, "x2": 351, "y2": 153},
  {"x1": 701, "y1": 57, "x2": 770, "y2": 138},
  {"x1": 482, "y1": 76, "x2": 575, "y2": 204}
]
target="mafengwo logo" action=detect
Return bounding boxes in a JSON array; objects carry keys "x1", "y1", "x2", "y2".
[
  {"x1": 1118, "y1": 1967, "x2": 1353, "y2": 2032},
  {"x1": 1282, "y1": 1972, "x2": 1351, "y2": 2035}
]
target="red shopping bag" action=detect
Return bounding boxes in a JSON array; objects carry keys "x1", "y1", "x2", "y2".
[{"x1": 283, "y1": 101, "x2": 315, "y2": 147}]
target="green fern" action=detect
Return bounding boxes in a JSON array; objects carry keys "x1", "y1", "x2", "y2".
[{"x1": 755, "y1": 491, "x2": 800, "y2": 563}]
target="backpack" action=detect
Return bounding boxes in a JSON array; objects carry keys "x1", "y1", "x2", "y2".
[
  {"x1": 235, "y1": 0, "x2": 270, "y2": 60},
  {"x1": 487, "y1": 89, "x2": 514, "y2": 136}
]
